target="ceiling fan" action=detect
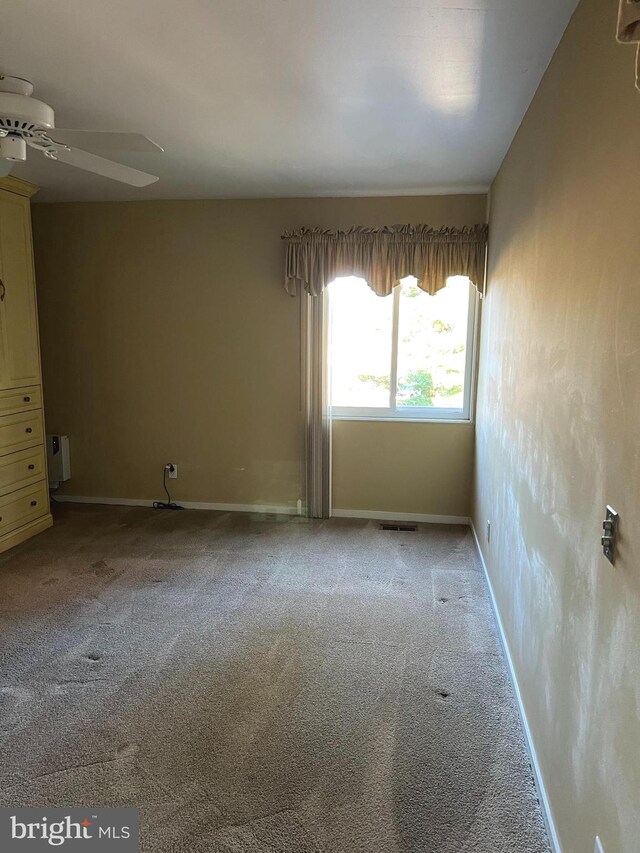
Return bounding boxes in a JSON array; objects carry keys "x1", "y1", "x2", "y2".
[{"x1": 0, "y1": 75, "x2": 162, "y2": 186}]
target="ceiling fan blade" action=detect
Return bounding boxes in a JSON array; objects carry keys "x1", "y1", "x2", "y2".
[
  {"x1": 50, "y1": 130, "x2": 163, "y2": 153},
  {"x1": 51, "y1": 147, "x2": 159, "y2": 187},
  {"x1": 0, "y1": 160, "x2": 13, "y2": 177}
]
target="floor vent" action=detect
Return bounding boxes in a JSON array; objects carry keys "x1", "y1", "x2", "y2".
[{"x1": 380, "y1": 523, "x2": 417, "y2": 532}]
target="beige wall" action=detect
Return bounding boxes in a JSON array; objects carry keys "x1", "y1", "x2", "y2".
[
  {"x1": 473, "y1": 1, "x2": 640, "y2": 851},
  {"x1": 32, "y1": 193, "x2": 485, "y2": 512},
  {"x1": 332, "y1": 420, "x2": 473, "y2": 518}
]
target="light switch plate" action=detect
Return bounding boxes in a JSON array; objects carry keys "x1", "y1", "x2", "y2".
[{"x1": 602, "y1": 505, "x2": 618, "y2": 564}]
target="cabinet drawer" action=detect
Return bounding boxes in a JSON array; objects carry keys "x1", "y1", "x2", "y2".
[
  {"x1": 0, "y1": 445, "x2": 46, "y2": 497},
  {"x1": 0, "y1": 409, "x2": 43, "y2": 457},
  {"x1": 0, "y1": 480, "x2": 48, "y2": 534},
  {"x1": 0, "y1": 385, "x2": 41, "y2": 416}
]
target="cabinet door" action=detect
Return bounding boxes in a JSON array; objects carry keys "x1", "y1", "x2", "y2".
[{"x1": 0, "y1": 192, "x2": 41, "y2": 388}]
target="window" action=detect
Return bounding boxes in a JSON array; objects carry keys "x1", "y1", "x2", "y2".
[{"x1": 328, "y1": 275, "x2": 477, "y2": 421}]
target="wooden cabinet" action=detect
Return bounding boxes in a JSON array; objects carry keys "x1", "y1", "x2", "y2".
[
  {"x1": 0, "y1": 384, "x2": 42, "y2": 416},
  {"x1": 0, "y1": 191, "x2": 41, "y2": 388},
  {"x1": 0, "y1": 446, "x2": 47, "y2": 497},
  {"x1": 0, "y1": 177, "x2": 52, "y2": 553},
  {"x1": 0, "y1": 409, "x2": 44, "y2": 456},
  {"x1": 0, "y1": 481, "x2": 49, "y2": 536}
]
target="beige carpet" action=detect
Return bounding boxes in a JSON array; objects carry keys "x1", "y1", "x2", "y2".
[{"x1": 0, "y1": 504, "x2": 550, "y2": 852}]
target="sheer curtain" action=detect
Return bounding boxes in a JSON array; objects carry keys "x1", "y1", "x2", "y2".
[
  {"x1": 283, "y1": 224, "x2": 488, "y2": 518},
  {"x1": 302, "y1": 291, "x2": 331, "y2": 519}
]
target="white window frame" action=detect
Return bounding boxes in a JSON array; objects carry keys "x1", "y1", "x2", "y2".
[{"x1": 330, "y1": 279, "x2": 479, "y2": 423}]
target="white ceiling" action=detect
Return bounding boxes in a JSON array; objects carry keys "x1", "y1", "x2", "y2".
[{"x1": 2, "y1": 0, "x2": 578, "y2": 202}]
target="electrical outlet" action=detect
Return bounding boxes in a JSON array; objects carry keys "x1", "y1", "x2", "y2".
[
  {"x1": 166, "y1": 463, "x2": 178, "y2": 479},
  {"x1": 487, "y1": 520, "x2": 491, "y2": 543},
  {"x1": 594, "y1": 836, "x2": 605, "y2": 853}
]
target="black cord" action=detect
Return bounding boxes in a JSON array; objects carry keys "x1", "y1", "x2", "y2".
[
  {"x1": 153, "y1": 465, "x2": 184, "y2": 510},
  {"x1": 163, "y1": 466, "x2": 171, "y2": 503}
]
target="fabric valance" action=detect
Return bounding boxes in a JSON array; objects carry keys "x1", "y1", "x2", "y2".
[
  {"x1": 282, "y1": 224, "x2": 488, "y2": 298},
  {"x1": 617, "y1": 0, "x2": 640, "y2": 90}
]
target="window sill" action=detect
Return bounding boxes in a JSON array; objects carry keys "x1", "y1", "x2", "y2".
[{"x1": 331, "y1": 415, "x2": 473, "y2": 425}]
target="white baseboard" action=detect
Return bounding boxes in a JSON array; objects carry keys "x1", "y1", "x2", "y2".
[
  {"x1": 470, "y1": 522, "x2": 562, "y2": 853},
  {"x1": 54, "y1": 497, "x2": 471, "y2": 528},
  {"x1": 331, "y1": 508, "x2": 470, "y2": 525},
  {"x1": 56, "y1": 497, "x2": 470, "y2": 525},
  {"x1": 54, "y1": 495, "x2": 299, "y2": 516}
]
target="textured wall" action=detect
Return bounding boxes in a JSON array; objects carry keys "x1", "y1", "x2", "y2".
[
  {"x1": 473, "y1": 0, "x2": 640, "y2": 850},
  {"x1": 332, "y1": 420, "x2": 473, "y2": 518},
  {"x1": 32, "y1": 194, "x2": 485, "y2": 511}
]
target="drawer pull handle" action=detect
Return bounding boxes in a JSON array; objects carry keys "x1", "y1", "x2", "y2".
[
  {"x1": 23, "y1": 396, "x2": 31, "y2": 403},
  {"x1": 25, "y1": 427, "x2": 32, "y2": 434},
  {"x1": 28, "y1": 463, "x2": 35, "y2": 470},
  {"x1": 30, "y1": 500, "x2": 37, "y2": 507}
]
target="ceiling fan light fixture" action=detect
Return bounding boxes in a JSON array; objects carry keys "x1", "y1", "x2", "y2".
[
  {"x1": 0, "y1": 75, "x2": 34, "y2": 97},
  {"x1": 0, "y1": 133, "x2": 26, "y2": 162},
  {"x1": 0, "y1": 92, "x2": 55, "y2": 132},
  {"x1": 0, "y1": 74, "x2": 161, "y2": 187}
]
